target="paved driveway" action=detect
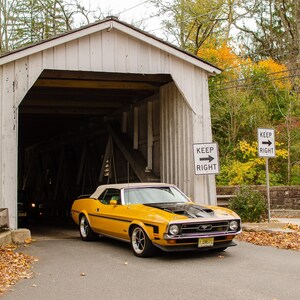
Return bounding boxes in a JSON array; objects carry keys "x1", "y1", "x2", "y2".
[{"x1": 2, "y1": 224, "x2": 300, "y2": 300}]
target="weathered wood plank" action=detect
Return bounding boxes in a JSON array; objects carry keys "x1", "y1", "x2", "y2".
[
  {"x1": 65, "y1": 39, "x2": 79, "y2": 70},
  {"x1": 54, "y1": 43, "x2": 66, "y2": 69},
  {"x1": 102, "y1": 29, "x2": 115, "y2": 72},
  {"x1": 1, "y1": 62, "x2": 18, "y2": 228},
  {"x1": 78, "y1": 35, "x2": 91, "y2": 70},
  {"x1": 28, "y1": 52, "x2": 43, "y2": 87},
  {"x1": 90, "y1": 32, "x2": 103, "y2": 71},
  {"x1": 42, "y1": 48, "x2": 54, "y2": 69},
  {"x1": 15, "y1": 57, "x2": 29, "y2": 107}
]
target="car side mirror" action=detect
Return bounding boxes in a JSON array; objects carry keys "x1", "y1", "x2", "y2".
[{"x1": 110, "y1": 199, "x2": 118, "y2": 206}]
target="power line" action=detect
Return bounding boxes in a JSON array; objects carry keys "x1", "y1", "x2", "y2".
[
  {"x1": 212, "y1": 67, "x2": 300, "y2": 87},
  {"x1": 211, "y1": 73, "x2": 300, "y2": 92},
  {"x1": 116, "y1": 1, "x2": 150, "y2": 17}
]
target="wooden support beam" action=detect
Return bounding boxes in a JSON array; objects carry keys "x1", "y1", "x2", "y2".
[
  {"x1": 147, "y1": 101, "x2": 153, "y2": 171},
  {"x1": 34, "y1": 79, "x2": 159, "y2": 91},
  {"x1": 133, "y1": 107, "x2": 139, "y2": 150},
  {"x1": 107, "y1": 124, "x2": 159, "y2": 182}
]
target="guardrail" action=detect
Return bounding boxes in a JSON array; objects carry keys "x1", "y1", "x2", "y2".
[{"x1": 216, "y1": 195, "x2": 236, "y2": 207}]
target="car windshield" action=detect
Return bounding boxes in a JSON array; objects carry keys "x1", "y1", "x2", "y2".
[{"x1": 123, "y1": 186, "x2": 189, "y2": 205}]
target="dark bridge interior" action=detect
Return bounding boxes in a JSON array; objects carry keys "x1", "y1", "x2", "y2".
[{"x1": 18, "y1": 70, "x2": 172, "y2": 222}]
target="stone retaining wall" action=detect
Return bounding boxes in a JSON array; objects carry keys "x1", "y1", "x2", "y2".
[{"x1": 217, "y1": 185, "x2": 300, "y2": 210}]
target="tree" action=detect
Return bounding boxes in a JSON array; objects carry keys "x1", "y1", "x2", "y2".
[
  {"x1": 199, "y1": 43, "x2": 270, "y2": 156},
  {"x1": 199, "y1": 41, "x2": 300, "y2": 186},
  {"x1": 10, "y1": 0, "x2": 74, "y2": 49},
  {"x1": 0, "y1": 0, "x2": 99, "y2": 54},
  {"x1": 234, "y1": 0, "x2": 300, "y2": 89},
  {"x1": 0, "y1": 0, "x2": 17, "y2": 53},
  {"x1": 149, "y1": 0, "x2": 238, "y2": 53}
]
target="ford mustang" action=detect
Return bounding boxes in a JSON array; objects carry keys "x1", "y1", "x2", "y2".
[{"x1": 71, "y1": 183, "x2": 241, "y2": 257}]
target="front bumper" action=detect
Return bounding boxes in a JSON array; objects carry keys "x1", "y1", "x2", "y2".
[{"x1": 153, "y1": 240, "x2": 237, "y2": 252}]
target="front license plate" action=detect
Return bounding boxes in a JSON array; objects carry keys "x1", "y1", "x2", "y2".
[{"x1": 198, "y1": 237, "x2": 214, "y2": 248}]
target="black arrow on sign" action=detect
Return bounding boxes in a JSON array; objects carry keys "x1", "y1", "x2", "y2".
[
  {"x1": 262, "y1": 140, "x2": 272, "y2": 146},
  {"x1": 200, "y1": 155, "x2": 214, "y2": 163}
]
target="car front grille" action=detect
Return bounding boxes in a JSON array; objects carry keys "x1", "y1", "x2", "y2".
[{"x1": 180, "y1": 221, "x2": 231, "y2": 236}]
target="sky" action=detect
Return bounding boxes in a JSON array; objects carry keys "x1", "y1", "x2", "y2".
[{"x1": 79, "y1": 0, "x2": 163, "y2": 38}]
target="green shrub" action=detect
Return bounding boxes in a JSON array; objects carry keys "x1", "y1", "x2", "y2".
[{"x1": 228, "y1": 186, "x2": 267, "y2": 222}]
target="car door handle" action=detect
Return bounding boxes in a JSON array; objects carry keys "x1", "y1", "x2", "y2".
[{"x1": 96, "y1": 208, "x2": 100, "y2": 212}]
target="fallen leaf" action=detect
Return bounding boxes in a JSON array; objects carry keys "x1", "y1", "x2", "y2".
[
  {"x1": 237, "y1": 231, "x2": 300, "y2": 251},
  {"x1": 0, "y1": 244, "x2": 36, "y2": 295}
]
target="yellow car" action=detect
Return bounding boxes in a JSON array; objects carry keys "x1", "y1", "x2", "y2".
[{"x1": 71, "y1": 183, "x2": 241, "y2": 257}]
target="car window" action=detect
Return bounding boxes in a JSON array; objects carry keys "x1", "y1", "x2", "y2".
[
  {"x1": 98, "y1": 189, "x2": 121, "y2": 205},
  {"x1": 124, "y1": 187, "x2": 189, "y2": 205}
]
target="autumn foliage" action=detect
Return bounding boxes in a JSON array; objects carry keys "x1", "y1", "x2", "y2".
[
  {"x1": 198, "y1": 41, "x2": 299, "y2": 186},
  {"x1": 0, "y1": 244, "x2": 35, "y2": 294},
  {"x1": 237, "y1": 231, "x2": 300, "y2": 251}
]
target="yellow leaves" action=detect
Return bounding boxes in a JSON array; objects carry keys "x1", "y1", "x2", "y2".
[
  {"x1": 284, "y1": 223, "x2": 300, "y2": 231},
  {"x1": 227, "y1": 160, "x2": 261, "y2": 185},
  {"x1": 0, "y1": 245, "x2": 35, "y2": 294},
  {"x1": 198, "y1": 43, "x2": 291, "y2": 91},
  {"x1": 237, "y1": 231, "x2": 300, "y2": 251},
  {"x1": 238, "y1": 140, "x2": 259, "y2": 159},
  {"x1": 219, "y1": 140, "x2": 288, "y2": 185},
  {"x1": 198, "y1": 42, "x2": 245, "y2": 78},
  {"x1": 237, "y1": 140, "x2": 288, "y2": 159},
  {"x1": 254, "y1": 58, "x2": 291, "y2": 90}
]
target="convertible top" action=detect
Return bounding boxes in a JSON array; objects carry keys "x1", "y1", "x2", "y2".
[{"x1": 89, "y1": 182, "x2": 176, "y2": 200}]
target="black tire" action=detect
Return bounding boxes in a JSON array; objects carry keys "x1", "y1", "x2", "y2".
[
  {"x1": 79, "y1": 214, "x2": 98, "y2": 241},
  {"x1": 130, "y1": 226, "x2": 156, "y2": 257}
]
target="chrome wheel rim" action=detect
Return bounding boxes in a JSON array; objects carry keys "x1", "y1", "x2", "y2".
[
  {"x1": 80, "y1": 216, "x2": 88, "y2": 238},
  {"x1": 132, "y1": 227, "x2": 145, "y2": 255}
]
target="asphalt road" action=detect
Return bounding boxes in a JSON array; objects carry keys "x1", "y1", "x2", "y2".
[{"x1": 2, "y1": 224, "x2": 300, "y2": 300}]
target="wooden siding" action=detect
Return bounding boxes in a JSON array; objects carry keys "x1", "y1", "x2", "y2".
[
  {"x1": 0, "y1": 62, "x2": 18, "y2": 226},
  {"x1": 2, "y1": 29, "x2": 211, "y2": 114},
  {"x1": 160, "y1": 82, "x2": 216, "y2": 204}
]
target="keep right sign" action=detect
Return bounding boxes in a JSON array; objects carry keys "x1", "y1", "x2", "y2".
[{"x1": 258, "y1": 128, "x2": 276, "y2": 158}]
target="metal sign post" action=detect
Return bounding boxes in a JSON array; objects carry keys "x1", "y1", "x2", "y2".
[
  {"x1": 258, "y1": 128, "x2": 276, "y2": 222},
  {"x1": 265, "y1": 157, "x2": 271, "y2": 222}
]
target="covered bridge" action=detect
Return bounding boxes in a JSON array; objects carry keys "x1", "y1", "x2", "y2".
[{"x1": 0, "y1": 17, "x2": 221, "y2": 229}]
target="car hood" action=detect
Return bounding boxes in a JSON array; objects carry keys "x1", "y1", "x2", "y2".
[{"x1": 143, "y1": 203, "x2": 222, "y2": 219}]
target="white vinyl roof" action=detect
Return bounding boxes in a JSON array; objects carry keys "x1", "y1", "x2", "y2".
[{"x1": 90, "y1": 182, "x2": 176, "y2": 199}]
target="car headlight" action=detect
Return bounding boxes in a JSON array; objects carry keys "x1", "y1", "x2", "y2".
[
  {"x1": 169, "y1": 224, "x2": 180, "y2": 235},
  {"x1": 31, "y1": 203, "x2": 36, "y2": 208},
  {"x1": 229, "y1": 221, "x2": 239, "y2": 231}
]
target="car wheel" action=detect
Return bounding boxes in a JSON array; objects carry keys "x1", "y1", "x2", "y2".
[
  {"x1": 79, "y1": 215, "x2": 97, "y2": 241},
  {"x1": 130, "y1": 226, "x2": 156, "y2": 257}
]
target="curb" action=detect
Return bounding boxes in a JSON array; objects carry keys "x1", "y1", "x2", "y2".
[
  {"x1": 242, "y1": 220, "x2": 299, "y2": 233},
  {"x1": 0, "y1": 228, "x2": 31, "y2": 246}
]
